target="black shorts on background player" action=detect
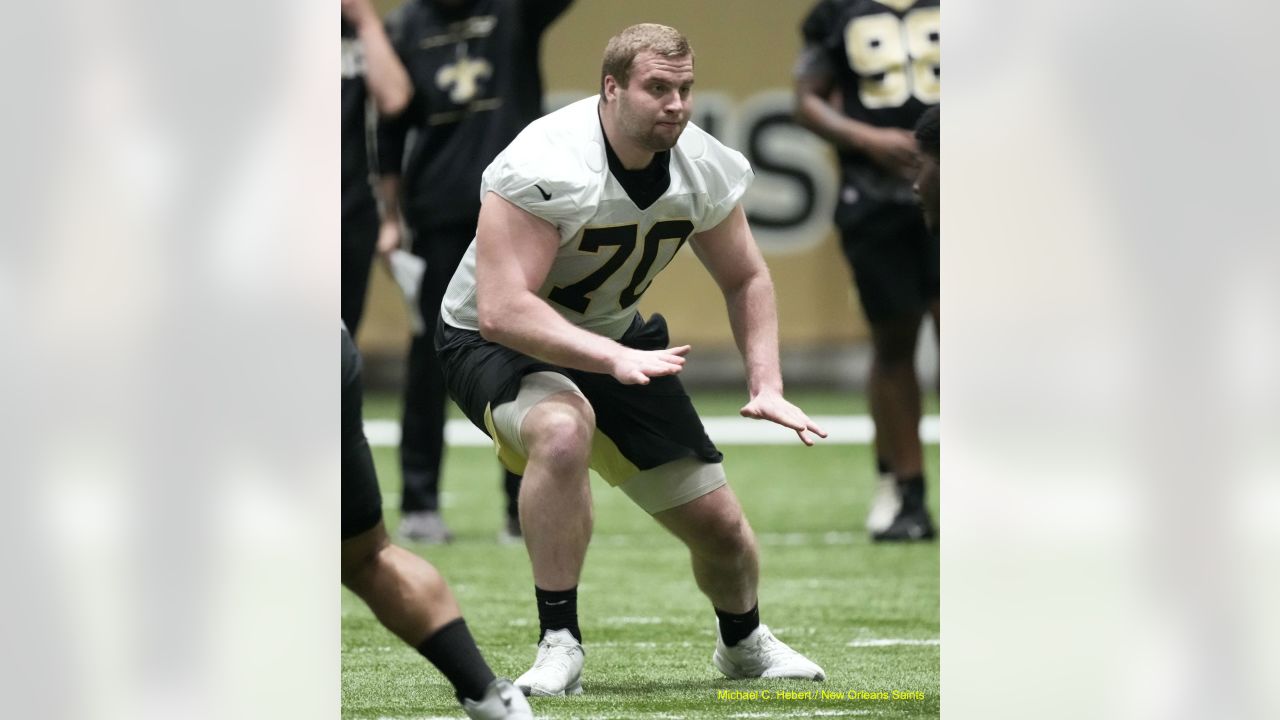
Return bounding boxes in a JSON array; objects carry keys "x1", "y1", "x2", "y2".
[
  {"x1": 837, "y1": 198, "x2": 939, "y2": 324},
  {"x1": 342, "y1": 205, "x2": 379, "y2": 334},
  {"x1": 343, "y1": 326, "x2": 383, "y2": 540}
]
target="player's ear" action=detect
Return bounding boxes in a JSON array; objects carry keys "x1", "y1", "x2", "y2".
[{"x1": 603, "y1": 74, "x2": 618, "y2": 102}]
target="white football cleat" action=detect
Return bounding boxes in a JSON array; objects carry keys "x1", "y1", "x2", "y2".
[
  {"x1": 713, "y1": 624, "x2": 825, "y2": 681},
  {"x1": 514, "y1": 629, "x2": 584, "y2": 697},
  {"x1": 865, "y1": 474, "x2": 901, "y2": 535},
  {"x1": 462, "y1": 678, "x2": 533, "y2": 720}
]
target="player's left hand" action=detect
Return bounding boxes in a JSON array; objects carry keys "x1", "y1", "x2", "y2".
[{"x1": 740, "y1": 390, "x2": 828, "y2": 446}]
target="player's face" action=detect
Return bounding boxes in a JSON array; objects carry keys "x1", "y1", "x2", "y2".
[
  {"x1": 914, "y1": 153, "x2": 939, "y2": 234},
  {"x1": 616, "y1": 51, "x2": 694, "y2": 152}
]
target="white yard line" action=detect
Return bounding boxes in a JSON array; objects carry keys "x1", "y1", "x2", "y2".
[
  {"x1": 365, "y1": 415, "x2": 938, "y2": 448},
  {"x1": 846, "y1": 638, "x2": 940, "y2": 648}
]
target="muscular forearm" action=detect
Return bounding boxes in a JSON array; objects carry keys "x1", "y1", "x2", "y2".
[
  {"x1": 724, "y1": 271, "x2": 784, "y2": 396},
  {"x1": 479, "y1": 293, "x2": 626, "y2": 375},
  {"x1": 794, "y1": 90, "x2": 880, "y2": 155}
]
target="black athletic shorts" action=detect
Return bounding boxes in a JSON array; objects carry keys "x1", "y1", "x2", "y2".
[
  {"x1": 836, "y1": 194, "x2": 940, "y2": 325},
  {"x1": 342, "y1": 325, "x2": 383, "y2": 539},
  {"x1": 435, "y1": 312, "x2": 722, "y2": 479}
]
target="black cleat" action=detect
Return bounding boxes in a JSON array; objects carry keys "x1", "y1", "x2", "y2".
[{"x1": 871, "y1": 506, "x2": 936, "y2": 542}]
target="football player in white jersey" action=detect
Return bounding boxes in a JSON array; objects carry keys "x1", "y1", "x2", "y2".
[{"x1": 435, "y1": 24, "x2": 828, "y2": 697}]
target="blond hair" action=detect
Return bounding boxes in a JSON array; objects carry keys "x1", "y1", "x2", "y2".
[{"x1": 600, "y1": 23, "x2": 693, "y2": 95}]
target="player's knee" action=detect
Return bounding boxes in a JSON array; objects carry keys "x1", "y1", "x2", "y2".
[
  {"x1": 700, "y1": 509, "x2": 756, "y2": 561},
  {"x1": 525, "y1": 401, "x2": 594, "y2": 472},
  {"x1": 871, "y1": 324, "x2": 919, "y2": 367},
  {"x1": 341, "y1": 542, "x2": 387, "y2": 596},
  {"x1": 875, "y1": 349, "x2": 914, "y2": 370}
]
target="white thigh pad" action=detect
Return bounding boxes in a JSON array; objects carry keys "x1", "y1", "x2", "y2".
[
  {"x1": 489, "y1": 371, "x2": 585, "y2": 463},
  {"x1": 619, "y1": 457, "x2": 727, "y2": 515}
]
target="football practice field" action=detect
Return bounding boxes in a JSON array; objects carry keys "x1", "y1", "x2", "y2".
[{"x1": 343, "y1": 390, "x2": 940, "y2": 719}]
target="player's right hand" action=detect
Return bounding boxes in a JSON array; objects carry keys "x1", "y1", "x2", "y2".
[
  {"x1": 376, "y1": 219, "x2": 402, "y2": 259},
  {"x1": 609, "y1": 345, "x2": 691, "y2": 385},
  {"x1": 862, "y1": 126, "x2": 920, "y2": 180}
]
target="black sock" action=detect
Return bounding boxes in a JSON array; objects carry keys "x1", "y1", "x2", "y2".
[
  {"x1": 876, "y1": 457, "x2": 892, "y2": 476},
  {"x1": 535, "y1": 586, "x2": 581, "y2": 643},
  {"x1": 416, "y1": 618, "x2": 495, "y2": 703},
  {"x1": 715, "y1": 603, "x2": 760, "y2": 647},
  {"x1": 898, "y1": 473, "x2": 926, "y2": 512}
]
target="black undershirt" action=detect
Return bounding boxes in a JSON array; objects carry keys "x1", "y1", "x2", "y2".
[{"x1": 599, "y1": 111, "x2": 671, "y2": 210}]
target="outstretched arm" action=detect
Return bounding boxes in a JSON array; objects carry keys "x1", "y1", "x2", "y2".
[
  {"x1": 475, "y1": 193, "x2": 690, "y2": 385},
  {"x1": 689, "y1": 205, "x2": 827, "y2": 445}
]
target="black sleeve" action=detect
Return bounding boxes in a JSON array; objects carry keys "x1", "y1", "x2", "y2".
[
  {"x1": 374, "y1": 7, "x2": 415, "y2": 176},
  {"x1": 375, "y1": 98, "x2": 412, "y2": 176},
  {"x1": 519, "y1": 0, "x2": 574, "y2": 37},
  {"x1": 800, "y1": 0, "x2": 839, "y2": 46}
]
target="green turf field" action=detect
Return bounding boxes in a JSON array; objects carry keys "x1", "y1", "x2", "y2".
[{"x1": 343, "y1": 391, "x2": 939, "y2": 719}]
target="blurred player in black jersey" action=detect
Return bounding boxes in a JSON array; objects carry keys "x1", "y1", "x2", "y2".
[
  {"x1": 794, "y1": 0, "x2": 939, "y2": 541},
  {"x1": 342, "y1": 0, "x2": 412, "y2": 334},
  {"x1": 342, "y1": 325, "x2": 533, "y2": 719},
  {"x1": 375, "y1": 0, "x2": 574, "y2": 544}
]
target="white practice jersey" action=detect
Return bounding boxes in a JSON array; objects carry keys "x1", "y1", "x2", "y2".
[{"x1": 440, "y1": 95, "x2": 754, "y2": 339}]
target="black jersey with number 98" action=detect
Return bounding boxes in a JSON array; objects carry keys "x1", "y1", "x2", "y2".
[
  {"x1": 802, "y1": 0, "x2": 939, "y2": 201},
  {"x1": 803, "y1": 0, "x2": 940, "y2": 128}
]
